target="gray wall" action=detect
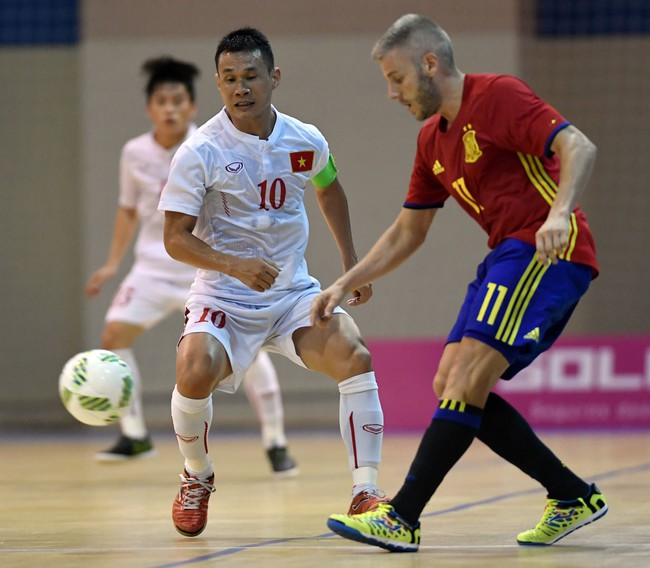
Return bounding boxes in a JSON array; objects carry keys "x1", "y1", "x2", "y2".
[
  {"x1": 0, "y1": 48, "x2": 82, "y2": 427},
  {"x1": 1, "y1": 0, "x2": 647, "y2": 432},
  {"x1": 522, "y1": 32, "x2": 650, "y2": 333}
]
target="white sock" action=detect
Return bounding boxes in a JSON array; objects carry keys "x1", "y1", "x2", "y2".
[
  {"x1": 338, "y1": 372, "x2": 383, "y2": 487},
  {"x1": 243, "y1": 352, "x2": 287, "y2": 449},
  {"x1": 114, "y1": 348, "x2": 147, "y2": 439},
  {"x1": 171, "y1": 386, "x2": 213, "y2": 476}
]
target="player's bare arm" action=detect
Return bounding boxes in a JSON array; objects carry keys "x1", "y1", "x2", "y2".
[
  {"x1": 536, "y1": 125, "x2": 597, "y2": 265},
  {"x1": 314, "y1": 178, "x2": 357, "y2": 270},
  {"x1": 311, "y1": 207, "x2": 437, "y2": 326},
  {"x1": 314, "y1": 177, "x2": 372, "y2": 305},
  {"x1": 85, "y1": 206, "x2": 138, "y2": 298},
  {"x1": 163, "y1": 210, "x2": 280, "y2": 292}
]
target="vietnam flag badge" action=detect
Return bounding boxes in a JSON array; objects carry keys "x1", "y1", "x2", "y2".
[{"x1": 289, "y1": 150, "x2": 315, "y2": 173}]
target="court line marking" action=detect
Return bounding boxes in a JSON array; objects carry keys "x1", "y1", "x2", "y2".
[
  {"x1": 6, "y1": 542, "x2": 650, "y2": 554},
  {"x1": 148, "y1": 460, "x2": 650, "y2": 567}
]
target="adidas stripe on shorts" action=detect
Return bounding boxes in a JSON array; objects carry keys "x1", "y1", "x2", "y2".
[{"x1": 447, "y1": 238, "x2": 592, "y2": 380}]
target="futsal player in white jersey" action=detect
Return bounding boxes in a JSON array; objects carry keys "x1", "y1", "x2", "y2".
[
  {"x1": 86, "y1": 56, "x2": 298, "y2": 476},
  {"x1": 159, "y1": 28, "x2": 387, "y2": 537}
]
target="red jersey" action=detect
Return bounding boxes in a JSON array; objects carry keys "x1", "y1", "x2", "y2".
[{"x1": 405, "y1": 73, "x2": 598, "y2": 275}]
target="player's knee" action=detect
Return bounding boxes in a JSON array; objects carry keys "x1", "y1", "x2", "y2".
[
  {"x1": 433, "y1": 370, "x2": 447, "y2": 398},
  {"x1": 325, "y1": 341, "x2": 372, "y2": 380},
  {"x1": 444, "y1": 362, "x2": 472, "y2": 394},
  {"x1": 101, "y1": 322, "x2": 141, "y2": 350},
  {"x1": 101, "y1": 327, "x2": 125, "y2": 350},
  {"x1": 176, "y1": 352, "x2": 225, "y2": 397},
  {"x1": 441, "y1": 362, "x2": 492, "y2": 405},
  {"x1": 346, "y1": 343, "x2": 373, "y2": 375}
]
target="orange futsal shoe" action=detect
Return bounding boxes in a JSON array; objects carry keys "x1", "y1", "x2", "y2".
[
  {"x1": 172, "y1": 470, "x2": 216, "y2": 537},
  {"x1": 348, "y1": 486, "x2": 389, "y2": 515}
]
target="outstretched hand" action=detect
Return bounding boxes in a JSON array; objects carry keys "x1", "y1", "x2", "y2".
[
  {"x1": 310, "y1": 282, "x2": 373, "y2": 327},
  {"x1": 310, "y1": 284, "x2": 346, "y2": 327}
]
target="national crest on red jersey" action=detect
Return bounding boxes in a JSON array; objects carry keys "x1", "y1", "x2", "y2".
[{"x1": 462, "y1": 123, "x2": 483, "y2": 163}]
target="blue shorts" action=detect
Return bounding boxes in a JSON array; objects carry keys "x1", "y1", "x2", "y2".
[{"x1": 447, "y1": 238, "x2": 592, "y2": 380}]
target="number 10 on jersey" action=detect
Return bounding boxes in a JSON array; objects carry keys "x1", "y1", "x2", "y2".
[{"x1": 258, "y1": 178, "x2": 287, "y2": 210}]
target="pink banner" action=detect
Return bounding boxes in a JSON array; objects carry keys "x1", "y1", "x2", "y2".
[{"x1": 367, "y1": 336, "x2": 650, "y2": 431}]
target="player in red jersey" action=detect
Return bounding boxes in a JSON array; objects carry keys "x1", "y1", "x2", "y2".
[{"x1": 313, "y1": 14, "x2": 608, "y2": 552}]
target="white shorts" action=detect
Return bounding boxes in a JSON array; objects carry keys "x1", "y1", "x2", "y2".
[
  {"x1": 182, "y1": 283, "x2": 346, "y2": 393},
  {"x1": 106, "y1": 269, "x2": 192, "y2": 330}
]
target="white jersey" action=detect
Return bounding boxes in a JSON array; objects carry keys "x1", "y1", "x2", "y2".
[
  {"x1": 120, "y1": 126, "x2": 198, "y2": 283},
  {"x1": 159, "y1": 107, "x2": 330, "y2": 303}
]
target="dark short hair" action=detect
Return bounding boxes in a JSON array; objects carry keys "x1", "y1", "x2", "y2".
[
  {"x1": 214, "y1": 27, "x2": 275, "y2": 73},
  {"x1": 142, "y1": 56, "x2": 200, "y2": 101}
]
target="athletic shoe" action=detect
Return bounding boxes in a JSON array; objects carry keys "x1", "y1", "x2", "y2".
[
  {"x1": 328, "y1": 502, "x2": 421, "y2": 552},
  {"x1": 348, "y1": 486, "x2": 389, "y2": 514},
  {"x1": 94, "y1": 435, "x2": 157, "y2": 462},
  {"x1": 517, "y1": 483, "x2": 608, "y2": 546},
  {"x1": 266, "y1": 446, "x2": 299, "y2": 477},
  {"x1": 172, "y1": 470, "x2": 216, "y2": 537}
]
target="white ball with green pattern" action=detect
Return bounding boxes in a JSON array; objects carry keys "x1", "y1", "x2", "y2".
[{"x1": 59, "y1": 349, "x2": 134, "y2": 426}]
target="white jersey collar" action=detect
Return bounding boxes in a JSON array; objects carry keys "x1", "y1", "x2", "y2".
[{"x1": 217, "y1": 105, "x2": 282, "y2": 145}]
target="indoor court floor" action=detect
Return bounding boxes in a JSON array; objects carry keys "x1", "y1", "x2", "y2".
[{"x1": 2, "y1": 430, "x2": 649, "y2": 567}]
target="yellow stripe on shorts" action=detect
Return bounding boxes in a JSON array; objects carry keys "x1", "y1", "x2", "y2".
[{"x1": 496, "y1": 257, "x2": 550, "y2": 345}]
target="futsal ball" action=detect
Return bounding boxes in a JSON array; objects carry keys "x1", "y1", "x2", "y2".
[{"x1": 59, "y1": 349, "x2": 134, "y2": 426}]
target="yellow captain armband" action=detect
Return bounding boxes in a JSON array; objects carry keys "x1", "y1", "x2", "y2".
[{"x1": 311, "y1": 155, "x2": 338, "y2": 188}]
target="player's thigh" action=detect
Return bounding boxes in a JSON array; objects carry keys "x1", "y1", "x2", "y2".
[
  {"x1": 176, "y1": 332, "x2": 233, "y2": 397},
  {"x1": 101, "y1": 321, "x2": 145, "y2": 350},
  {"x1": 293, "y1": 314, "x2": 372, "y2": 381}
]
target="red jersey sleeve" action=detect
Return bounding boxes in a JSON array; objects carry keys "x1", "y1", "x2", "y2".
[
  {"x1": 404, "y1": 120, "x2": 449, "y2": 209},
  {"x1": 483, "y1": 75, "x2": 569, "y2": 157}
]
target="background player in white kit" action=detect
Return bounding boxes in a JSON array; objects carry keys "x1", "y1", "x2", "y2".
[
  {"x1": 159, "y1": 28, "x2": 386, "y2": 537},
  {"x1": 86, "y1": 56, "x2": 298, "y2": 476}
]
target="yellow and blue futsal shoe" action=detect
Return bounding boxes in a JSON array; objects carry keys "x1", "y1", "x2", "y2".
[
  {"x1": 327, "y1": 502, "x2": 421, "y2": 552},
  {"x1": 517, "y1": 483, "x2": 608, "y2": 546}
]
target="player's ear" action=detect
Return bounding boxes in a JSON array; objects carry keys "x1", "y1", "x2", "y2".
[
  {"x1": 422, "y1": 52, "x2": 438, "y2": 77},
  {"x1": 271, "y1": 67, "x2": 281, "y2": 89}
]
